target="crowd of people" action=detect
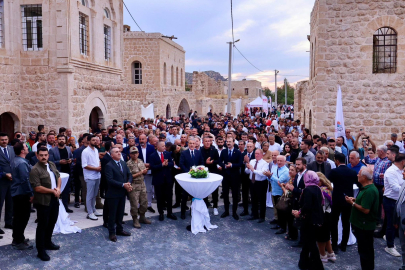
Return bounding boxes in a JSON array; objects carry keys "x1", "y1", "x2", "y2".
[{"x1": 0, "y1": 106, "x2": 405, "y2": 269}]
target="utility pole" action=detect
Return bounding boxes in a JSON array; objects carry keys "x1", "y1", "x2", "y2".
[
  {"x1": 284, "y1": 78, "x2": 287, "y2": 106},
  {"x1": 226, "y1": 39, "x2": 240, "y2": 114},
  {"x1": 274, "y1": 70, "x2": 279, "y2": 108}
]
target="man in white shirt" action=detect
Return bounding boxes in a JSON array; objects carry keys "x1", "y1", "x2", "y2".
[
  {"x1": 391, "y1": 133, "x2": 405, "y2": 154},
  {"x1": 245, "y1": 149, "x2": 269, "y2": 223},
  {"x1": 32, "y1": 132, "x2": 47, "y2": 152},
  {"x1": 166, "y1": 126, "x2": 181, "y2": 144},
  {"x1": 268, "y1": 134, "x2": 282, "y2": 152},
  {"x1": 382, "y1": 153, "x2": 405, "y2": 257},
  {"x1": 81, "y1": 135, "x2": 102, "y2": 220}
]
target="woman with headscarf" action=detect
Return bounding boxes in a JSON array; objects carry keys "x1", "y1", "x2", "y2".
[
  {"x1": 316, "y1": 172, "x2": 337, "y2": 264},
  {"x1": 292, "y1": 170, "x2": 324, "y2": 270}
]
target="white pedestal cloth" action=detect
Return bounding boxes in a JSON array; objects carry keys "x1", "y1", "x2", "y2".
[
  {"x1": 53, "y1": 173, "x2": 82, "y2": 235},
  {"x1": 338, "y1": 184, "x2": 359, "y2": 245},
  {"x1": 176, "y1": 173, "x2": 223, "y2": 235},
  {"x1": 266, "y1": 191, "x2": 273, "y2": 208}
]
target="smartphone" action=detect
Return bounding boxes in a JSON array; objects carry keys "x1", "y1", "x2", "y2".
[{"x1": 360, "y1": 129, "x2": 363, "y2": 131}]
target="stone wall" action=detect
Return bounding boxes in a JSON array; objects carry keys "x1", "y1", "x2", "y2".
[
  {"x1": 230, "y1": 80, "x2": 262, "y2": 98},
  {"x1": 298, "y1": 0, "x2": 405, "y2": 143}
]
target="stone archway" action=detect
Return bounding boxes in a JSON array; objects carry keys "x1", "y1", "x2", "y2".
[
  {"x1": 84, "y1": 92, "x2": 108, "y2": 132},
  {"x1": 166, "y1": 104, "x2": 171, "y2": 119},
  {"x1": 0, "y1": 112, "x2": 19, "y2": 140},
  {"x1": 89, "y1": 107, "x2": 104, "y2": 133},
  {"x1": 178, "y1": 98, "x2": 190, "y2": 116}
]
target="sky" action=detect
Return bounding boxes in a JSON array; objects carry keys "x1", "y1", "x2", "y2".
[{"x1": 123, "y1": 0, "x2": 315, "y2": 90}]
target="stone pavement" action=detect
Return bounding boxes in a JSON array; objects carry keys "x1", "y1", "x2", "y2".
[{"x1": 0, "y1": 202, "x2": 402, "y2": 270}]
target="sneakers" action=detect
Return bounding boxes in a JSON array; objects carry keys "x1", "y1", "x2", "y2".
[
  {"x1": 94, "y1": 210, "x2": 103, "y2": 216},
  {"x1": 213, "y1": 208, "x2": 219, "y2": 216},
  {"x1": 385, "y1": 247, "x2": 401, "y2": 257},
  {"x1": 327, "y1": 252, "x2": 336, "y2": 262},
  {"x1": 320, "y1": 254, "x2": 328, "y2": 263},
  {"x1": 87, "y1": 213, "x2": 98, "y2": 220},
  {"x1": 383, "y1": 236, "x2": 397, "y2": 248}
]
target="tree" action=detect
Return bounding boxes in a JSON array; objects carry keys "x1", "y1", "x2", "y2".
[{"x1": 263, "y1": 83, "x2": 294, "y2": 105}]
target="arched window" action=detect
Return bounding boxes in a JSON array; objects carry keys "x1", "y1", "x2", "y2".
[
  {"x1": 163, "y1": 63, "x2": 167, "y2": 84},
  {"x1": 171, "y1": 65, "x2": 174, "y2": 86},
  {"x1": 176, "y1": 67, "x2": 179, "y2": 86},
  {"x1": 104, "y1": 8, "x2": 110, "y2": 19},
  {"x1": 132, "y1": 61, "x2": 142, "y2": 84},
  {"x1": 373, "y1": 27, "x2": 397, "y2": 73},
  {"x1": 180, "y1": 68, "x2": 183, "y2": 86}
]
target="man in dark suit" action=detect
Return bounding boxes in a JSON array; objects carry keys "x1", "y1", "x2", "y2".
[
  {"x1": 201, "y1": 136, "x2": 220, "y2": 215},
  {"x1": 219, "y1": 137, "x2": 243, "y2": 220},
  {"x1": 101, "y1": 141, "x2": 113, "y2": 227},
  {"x1": 104, "y1": 146, "x2": 132, "y2": 242},
  {"x1": 150, "y1": 141, "x2": 177, "y2": 221},
  {"x1": 137, "y1": 134, "x2": 156, "y2": 213},
  {"x1": 179, "y1": 137, "x2": 204, "y2": 219},
  {"x1": 329, "y1": 153, "x2": 359, "y2": 253},
  {"x1": 307, "y1": 150, "x2": 332, "y2": 178},
  {"x1": 0, "y1": 132, "x2": 15, "y2": 232},
  {"x1": 286, "y1": 157, "x2": 307, "y2": 244},
  {"x1": 241, "y1": 142, "x2": 256, "y2": 216}
]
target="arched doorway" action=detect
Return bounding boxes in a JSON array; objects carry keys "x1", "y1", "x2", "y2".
[
  {"x1": 178, "y1": 98, "x2": 190, "y2": 116},
  {"x1": 166, "y1": 104, "x2": 171, "y2": 119},
  {"x1": 309, "y1": 110, "x2": 312, "y2": 134},
  {"x1": 89, "y1": 107, "x2": 104, "y2": 133},
  {"x1": 0, "y1": 112, "x2": 19, "y2": 140}
]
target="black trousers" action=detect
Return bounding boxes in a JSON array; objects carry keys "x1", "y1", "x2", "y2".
[
  {"x1": 35, "y1": 197, "x2": 59, "y2": 252},
  {"x1": 61, "y1": 175, "x2": 72, "y2": 209},
  {"x1": 241, "y1": 176, "x2": 251, "y2": 213},
  {"x1": 12, "y1": 194, "x2": 31, "y2": 244},
  {"x1": 287, "y1": 210, "x2": 298, "y2": 239},
  {"x1": 353, "y1": 225, "x2": 375, "y2": 270},
  {"x1": 173, "y1": 178, "x2": 183, "y2": 205},
  {"x1": 331, "y1": 203, "x2": 352, "y2": 248},
  {"x1": 155, "y1": 182, "x2": 173, "y2": 215},
  {"x1": 211, "y1": 187, "x2": 219, "y2": 208},
  {"x1": 222, "y1": 175, "x2": 240, "y2": 214},
  {"x1": 0, "y1": 180, "x2": 13, "y2": 226},
  {"x1": 74, "y1": 175, "x2": 82, "y2": 203},
  {"x1": 250, "y1": 180, "x2": 268, "y2": 219},
  {"x1": 181, "y1": 189, "x2": 190, "y2": 214},
  {"x1": 103, "y1": 185, "x2": 109, "y2": 224},
  {"x1": 299, "y1": 223, "x2": 324, "y2": 270},
  {"x1": 100, "y1": 177, "x2": 107, "y2": 198},
  {"x1": 107, "y1": 196, "x2": 125, "y2": 235}
]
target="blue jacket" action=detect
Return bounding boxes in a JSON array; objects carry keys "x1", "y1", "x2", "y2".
[
  {"x1": 10, "y1": 156, "x2": 33, "y2": 197},
  {"x1": 149, "y1": 151, "x2": 174, "y2": 185},
  {"x1": 49, "y1": 146, "x2": 73, "y2": 171},
  {"x1": 269, "y1": 165, "x2": 289, "y2": 196},
  {"x1": 137, "y1": 144, "x2": 155, "y2": 164},
  {"x1": 179, "y1": 149, "x2": 204, "y2": 173},
  {"x1": 219, "y1": 148, "x2": 243, "y2": 178}
]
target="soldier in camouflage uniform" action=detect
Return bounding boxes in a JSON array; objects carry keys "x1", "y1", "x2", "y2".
[{"x1": 126, "y1": 146, "x2": 152, "y2": 228}]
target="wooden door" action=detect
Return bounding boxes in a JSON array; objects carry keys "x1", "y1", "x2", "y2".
[{"x1": 0, "y1": 113, "x2": 14, "y2": 140}]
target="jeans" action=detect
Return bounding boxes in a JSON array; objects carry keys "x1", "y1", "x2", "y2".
[
  {"x1": 353, "y1": 225, "x2": 375, "y2": 270},
  {"x1": 383, "y1": 197, "x2": 397, "y2": 248},
  {"x1": 399, "y1": 226, "x2": 405, "y2": 269},
  {"x1": 84, "y1": 178, "x2": 100, "y2": 214}
]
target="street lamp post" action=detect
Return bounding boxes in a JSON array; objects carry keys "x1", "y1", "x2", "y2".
[
  {"x1": 227, "y1": 39, "x2": 240, "y2": 114},
  {"x1": 284, "y1": 78, "x2": 287, "y2": 106},
  {"x1": 274, "y1": 70, "x2": 279, "y2": 108}
]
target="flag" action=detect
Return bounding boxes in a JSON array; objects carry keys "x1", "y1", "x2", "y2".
[
  {"x1": 335, "y1": 85, "x2": 345, "y2": 139},
  {"x1": 262, "y1": 96, "x2": 268, "y2": 114}
]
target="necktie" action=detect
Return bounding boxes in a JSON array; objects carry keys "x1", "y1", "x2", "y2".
[
  {"x1": 117, "y1": 161, "x2": 123, "y2": 173},
  {"x1": 3, "y1": 148, "x2": 9, "y2": 160},
  {"x1": 229, "y1": 150, "x2": 232, "y2": 158},
  {"x1": 161, "y1": 152, "x2": 164, "y2": 163},
  {"x1": 191, "y1": 150, "x2": 195, "y2": 164},
  {"x1": 252, "y1": 160, "x2": 258, "y2": 183},
  {"x1": 277, "y1": 168, "x2": 279, "y2": 177},
  {"x1": 248, "y1": 153, "x2": 251, "y2": 159}
]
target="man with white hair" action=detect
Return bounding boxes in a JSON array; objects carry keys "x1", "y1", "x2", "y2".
[
  {"x1": 347, "y1": 151, "x2": 366, "y2": 174},
  {"x1": 268, "y1": 134, "x2": 282, "y2": 152},
  {"x1": 320, "y1": 146, "x2": 336, "y2": 169},
  {"x1": 390, "y1": 133, "x2": 405, "y2": 154}
]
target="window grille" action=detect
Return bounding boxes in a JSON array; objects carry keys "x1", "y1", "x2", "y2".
[
  {"x1": 79, "y1": 13, "x2": 88, "y2": 55},
  {"x1": 104, "y1": 25, "x2": 111, "y2": 61},
  {"x1": 133, "y1": 61, "x2": 142, "y2": 84},
  {"x1": 373, "y1": 27, "x2": 397, "y2": 74},
  {"x1": 21, "y1": 5, "x2": 43, "y2": 51},
  {"x1": 245, "y1": 88, "x2": 249, "y2": 95}
]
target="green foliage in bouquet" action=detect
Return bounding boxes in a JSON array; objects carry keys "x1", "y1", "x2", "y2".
[{"x1": 189, "y1": 166, "x2": 208, "y2": 178}]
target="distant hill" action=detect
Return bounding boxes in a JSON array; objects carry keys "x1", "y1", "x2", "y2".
[{"x1": 185, "y1": 71, "x2": 227, "y2": 85}]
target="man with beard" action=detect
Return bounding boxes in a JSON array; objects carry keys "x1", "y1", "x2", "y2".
[
  {"x1": 49, "y1": 135, "x2": 73, "y2": 212},
  {"x1": 137, "y1": 134, "x2": 156, "y2": 213}
]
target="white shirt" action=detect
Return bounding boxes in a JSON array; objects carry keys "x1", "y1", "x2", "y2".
[
  {"x1": 268, "y1": 142, "x2": 282, "y2": 152},
  {"x1": 81, "y1": 146, "x2": 101, "y2": 179},
  {"x1": 245, "y1": 159, "x2": 268, "y2": 181},
  {"x1": 166, "y1": 134, "x2": 181, "y2": 144},
  {"x1": 383, "y1": 164, "x2": 404, "y2": 200},
  {"x1": 327, "y1": 158, "x2": 336, "y2": 169},
  {"x1": 394, "y1": 141, "x2": 405, "y2": 154},
  {"x1": 296, "y1": 169, "x2": 307, "y2": 187},
  {"x1": 46, "y1": 163, "x2": 57, "y2": 189},
  {"x1": 32, "y1": 142, "x2": 39, "y2": 152}
]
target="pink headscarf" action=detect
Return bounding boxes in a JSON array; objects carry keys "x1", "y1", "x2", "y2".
[{"x1": 304, "y1": 171, "x2": 325, "y2": 205}]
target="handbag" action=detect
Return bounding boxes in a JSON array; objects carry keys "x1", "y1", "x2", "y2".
[{"x1": 275, "y1": 194, "x2": 292, "y2": 212}]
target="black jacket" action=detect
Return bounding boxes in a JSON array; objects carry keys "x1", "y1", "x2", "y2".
[
  {"x1": 329, "y1": 165, "x2": 359, "y2": 206},
  {"x1": 104, "y1": 159, "x2": 132, "y2": 199},
  {"x1": 292, "y1": 170, "x2": 307, "y2": 210},
  {"x1": 307, "y1": 161, "x2": 332, "y2": 179},
  {"x1": 300, "y1": 186, "x2": 324, "y2": 226},
  {"x1": 200, "y1": 146, "x2": 220, "y2": 174},
  {"x1": 219, "y1": 148, "x2": 243, "y2": 178},
  {"x1": 179, "y1": 149, "x2": 204, "y2": 173}
]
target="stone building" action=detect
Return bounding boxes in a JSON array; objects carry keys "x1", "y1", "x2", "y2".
[
  {"x1": 295, "y1": 0, "x2": 405, "y2": 143},
  {"x1": 229, "y1": 79, "x2": 262, "y2": 98},
  {"x1": 0, "y1": 0, "x2": 257, "y2": 138}
]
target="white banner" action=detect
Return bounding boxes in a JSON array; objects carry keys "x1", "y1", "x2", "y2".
[
  {"x1": 141, "y1": 103, "x2": 154, "y2": 119},
  {"x1": 262, "y1": 96, "x2": 268, "y2": 114},
  {"x1": 335, "y1": 85, "x2": 345, "y2": 139}
]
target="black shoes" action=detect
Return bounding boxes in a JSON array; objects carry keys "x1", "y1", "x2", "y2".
[
  {"x1": 147, "y1": 207, "x2": 156, "y2": 213},
  {"x1": 37, "y1": 251, "x2": 50, "y2": 261},
  {"x1": 45, "y1": 242, "x2": 60, "y2": 250},
  {"x1": 332, "y1": 245, "x2": 339, "y2": 254},
  {"x1": 240, "y1": 211, "x2": 249, "y2": 216},
  {"x1": 0, "y1": 228, "x2": 4, "y2": 234},
  {"x1": 257, "y1": 218, "x2": 265, "y2": 223},
  {"x1": 232, "y1": 213, "x2": 239, "y2": 220},
  {"x1": 167, "y1": 214, "x2": 177, "y2": 220},
  {"x1": 248, "y1": 216, "x2": 259, "y2": 221},
  {"x1": 269, "y1": 219, "x2": 278, "y2": 225},
  {"x1": 103, "y1": 223, "x2": 108, "y2": 228},
  {"x1": 30, "y1": 208, "x2": 36, "y2": 213},
  {"x1": 123, "y1": 212, "x2": 128, "y2": 216},
  {"x1": 181, "y1": 213, "x2": 186, "y2": 220},
  {"x1": 117, "y1": 230, "x2": 131, "y2": 237},
  {"x1": 109, "y1": 235, "x2": 117, "y2": 242},
  {"x1": 66, "y1": 208, "x2": 73, "y2": 213},
  {"x1": 338, "y1": 244, "x2": 346, "y2": 252},
  {"x1": 74, "y1": 202, "x2": 80, "y2": 208},
  {"x1": 220, "y1": 212, "x2": 229, "y2": 218},
  {"x1": 159, "y1": 214, "x2": 164, "y2": 221},
  {"x1": 13, "y1": 242, "x2": 33, "y2": 250}
]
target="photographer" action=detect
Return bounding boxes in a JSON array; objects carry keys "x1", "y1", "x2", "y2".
[{"x1": 354, "y1": 131, "x2": 376, "y2": 160}]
